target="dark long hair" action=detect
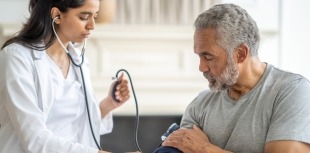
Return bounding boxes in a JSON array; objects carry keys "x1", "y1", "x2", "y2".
[{"x1": 1, "y1": 0, "x2": 85, "y2": 50}]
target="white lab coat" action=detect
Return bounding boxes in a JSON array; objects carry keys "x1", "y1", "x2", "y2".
[{"x1": 0, "y1": 43, "x2": 113, "y2": 153}]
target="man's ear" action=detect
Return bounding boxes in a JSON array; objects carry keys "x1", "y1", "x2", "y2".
[{"x1": 236, "y1": 43, "x2": 249, "y2": 63}]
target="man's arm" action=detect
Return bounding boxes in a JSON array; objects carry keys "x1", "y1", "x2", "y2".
[
  {"x1": 265, "y1": 140, "x2": 310, "y2": 153},
  {"x1": 162, "y1": 125, "x2": 232, "y2": 153}
]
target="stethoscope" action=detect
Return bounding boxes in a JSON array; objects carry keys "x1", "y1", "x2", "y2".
[
  {"x1": 52, "y1": 17, "x2": 142, "y2": 152},
  {"x1": 52, "y1": 16, "x2": 85, "y2": 67},
  {"x1": 52, "y1": 16, "x2": 102, "y2": 150}
]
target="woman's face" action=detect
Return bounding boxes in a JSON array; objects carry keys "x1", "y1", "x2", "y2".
[{"x1": 56, "y1": 0, "x2": 99, "y2": 44}]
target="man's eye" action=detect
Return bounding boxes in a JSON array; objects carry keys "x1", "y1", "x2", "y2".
[{"x1": 205, "y1": 55, "x2": 213, "y2": 61}]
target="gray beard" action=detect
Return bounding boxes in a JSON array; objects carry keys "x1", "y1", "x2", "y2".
[{"x1": 203, "y1": 58, "x2": 239, "y2": 92}]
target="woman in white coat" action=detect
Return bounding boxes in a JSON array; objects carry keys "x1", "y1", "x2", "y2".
[{"x1": 0, "y1": 0, "x2": 130, "y2": 152}]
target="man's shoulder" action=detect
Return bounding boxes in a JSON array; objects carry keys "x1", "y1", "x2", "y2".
[
  {"x1": 268, "y1": 64, "x2": 305, "y2": 79},
  {"x1": 266, "y1": 64, "x2": 309, "y2": 87}
]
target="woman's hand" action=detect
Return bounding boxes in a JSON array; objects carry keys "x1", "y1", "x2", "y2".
[
  {"x1": 99, "y1": 73, "x2": 130, "y2": 117},
  {"x1": 109, "y1": 73, "x2": 130, "y2": 103}
]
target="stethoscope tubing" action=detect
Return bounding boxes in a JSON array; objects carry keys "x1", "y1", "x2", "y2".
[
  {"x1": 52, "y1": 17, "x2": 102, "y2": 150},
  {"x1": 52, "y1": 17, "x2": 143, "y2": 152}
]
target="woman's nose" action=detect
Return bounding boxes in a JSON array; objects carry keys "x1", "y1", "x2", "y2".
[{"x1": 87, "y1": 18, "x2": 95, "y2": 30}]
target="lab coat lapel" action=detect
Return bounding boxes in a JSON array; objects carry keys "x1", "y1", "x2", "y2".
[
  {"x1": 32, "y1": 50, "x2": 54, "y2": 117},
  {"x1": 68, "y1": 43, "x2": 94, "y2": 101},
  {"x1": 67, "y1": 44, "x2": 92, "y2": 96},
  {"x1": 68, "y1": 43, "x2": 99, "y2": 115},
  {"x1": 68, "y1": 44, "x2": 101, "y2": 141}
]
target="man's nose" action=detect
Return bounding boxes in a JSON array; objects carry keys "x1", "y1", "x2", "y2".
[{"x1": 199, "y1": 58, "x2": 210, "y2": 73}]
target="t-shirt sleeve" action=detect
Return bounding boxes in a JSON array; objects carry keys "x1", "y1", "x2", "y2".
[
  {"x1": 180, "y1": 102, "x2": 199, "y2": 129},
  {"x1": 266, "y1": 77, "x2": 310, "y2": 144},
  {"x1": 181, "y1": 91, "x2": 208, "y2": 129}
]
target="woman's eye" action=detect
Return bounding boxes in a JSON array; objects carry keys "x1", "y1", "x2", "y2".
[{"x1": 80, "y1": 16, "x2": 89, "y2": 20}]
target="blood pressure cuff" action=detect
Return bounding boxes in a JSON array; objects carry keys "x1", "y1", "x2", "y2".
[
  {"x1": 153, "y1": 146, "x2": 182, "y2": 153},
  {"x1": 153, "y1": 123, "x2": 182, "y2": 153}
]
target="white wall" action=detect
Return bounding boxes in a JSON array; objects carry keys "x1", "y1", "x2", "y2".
[
  {"x1": 0, "y1": 0, "x2": 29, "y2": 23},
  {"x1": 281, "y1": 0, "x2": 310, "y2": 79}
]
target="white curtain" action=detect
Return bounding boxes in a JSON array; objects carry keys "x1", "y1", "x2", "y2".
[{"x1": 112, "y1": 0, "x2": 220, "y2": 25}]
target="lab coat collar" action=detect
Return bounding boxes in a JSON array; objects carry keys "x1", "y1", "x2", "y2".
[
  {"x1": 31, "y1": 42, "x2": 82, "y2": 63},
  {"x1": 30, "y1": 42, "x2": 86, "y2": 115},
  {"x1": 67, "y1": 42, "x2": 84, "y2": 65}
]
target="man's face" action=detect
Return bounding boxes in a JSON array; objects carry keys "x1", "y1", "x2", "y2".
[
  {"x1": 194, "y1": 28, "x2": 239, "y2": 91},
  {"x1": 203, "y1": 56, "x2": 239, "y2": 91}
]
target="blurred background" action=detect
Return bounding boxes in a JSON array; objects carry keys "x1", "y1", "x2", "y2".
[{"x1": 1, "y1": 0, "x2": 309, "y2": 152}]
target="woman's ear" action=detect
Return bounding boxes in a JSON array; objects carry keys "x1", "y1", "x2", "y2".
[
  {"x1": 236, "y1": 43, "x2": 249, "y2": 63},
  {"x1": 51, "y1": 7, "x2": 61, "y2": 22}
]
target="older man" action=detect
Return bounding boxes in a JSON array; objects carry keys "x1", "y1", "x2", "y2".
[{"x1": 162, "y1": 3, "x2": 310, "y2": 153}]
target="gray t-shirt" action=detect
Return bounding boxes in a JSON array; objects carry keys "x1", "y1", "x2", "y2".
[{"x1": 181, "y1": 63, "x2": 310, "y2": 153}]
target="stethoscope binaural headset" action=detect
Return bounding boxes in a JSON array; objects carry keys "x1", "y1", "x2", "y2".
[{"x1": 52, "y1": 16, "x2": 142, "y2": 152}]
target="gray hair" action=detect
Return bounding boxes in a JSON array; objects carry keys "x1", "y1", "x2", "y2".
[{"x1": 194, "y1": 3, "x2": 260, "y2": 57}]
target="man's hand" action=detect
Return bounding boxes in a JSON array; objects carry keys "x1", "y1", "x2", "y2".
[{"x1": 162, "y1": 125, "x2": 232, "y2": 153}]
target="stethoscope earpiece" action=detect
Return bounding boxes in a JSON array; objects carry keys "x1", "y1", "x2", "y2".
[
  {"x1": 51, "y1": 15, "x2": 86, "y2": 66},
  {"x1": 54, "y1": 15, "x2": 60, "y2": 20}
]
